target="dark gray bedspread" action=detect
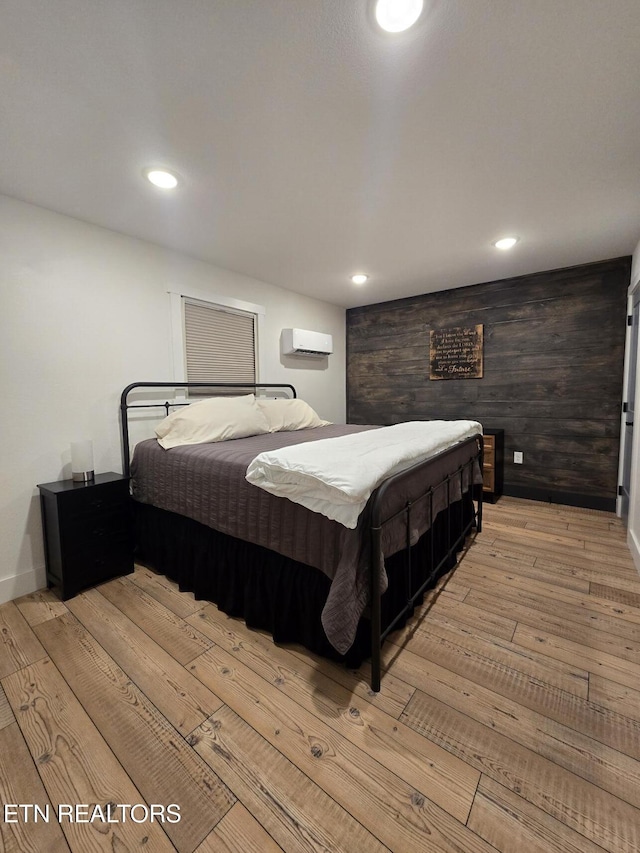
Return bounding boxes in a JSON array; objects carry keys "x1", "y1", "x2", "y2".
[{"x1": 131, "y1": 424, "x2": 480, "y2": 653}]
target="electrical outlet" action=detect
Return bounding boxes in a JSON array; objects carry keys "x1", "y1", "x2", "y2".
[{"x1": 514, "y1": 451, "x2": 523, "y2": 464}]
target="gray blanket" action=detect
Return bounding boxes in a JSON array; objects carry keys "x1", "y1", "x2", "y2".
[{"x1": 131, "y1": 425, "x2": 479, "y2": 653}]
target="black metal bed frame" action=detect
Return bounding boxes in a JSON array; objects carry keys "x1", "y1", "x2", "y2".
[
  {"x1": 368, "y1": 439, "x2": 482, "y2": 691},
  {"x1": 120, "y1": 381, "x2": 297, "y2": 477},
  {"x1": 120, "y1": 381, "x2": 482, "y2": 692}
]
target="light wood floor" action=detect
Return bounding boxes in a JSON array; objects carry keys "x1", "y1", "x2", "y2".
[{"x1": 2, "y1": 496, "x2": 640, "y2": 852}]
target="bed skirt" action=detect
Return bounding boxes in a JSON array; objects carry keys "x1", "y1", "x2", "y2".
[{"x1": 134, "y1": 493, "x2": 474, "y2": 668}]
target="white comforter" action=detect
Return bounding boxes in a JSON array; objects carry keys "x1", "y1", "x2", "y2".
[{"x1": 245, "y1": 420, "x2": 482, "y2": 529}]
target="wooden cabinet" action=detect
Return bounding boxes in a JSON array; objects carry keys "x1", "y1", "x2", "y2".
[
  {"x1": 38, "y1": 472, "x2": 134, "y2": 600},
  {"x1": 482, "y1": 429, "x2": 504, "y2": 503}
]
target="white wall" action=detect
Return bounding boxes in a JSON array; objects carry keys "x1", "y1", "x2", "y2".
[
  {"x1": 627, "y1": 234, "x2": 640, "y2": 574},
  {"x1": 0, "y1": 195, "x2": 346, "y2": 603}
]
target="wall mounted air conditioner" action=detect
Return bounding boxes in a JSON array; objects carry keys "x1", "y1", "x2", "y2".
[{"x1": 281, "y1": 328, "x2": 333, "y2": 357}]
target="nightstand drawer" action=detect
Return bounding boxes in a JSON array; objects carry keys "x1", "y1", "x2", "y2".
[
  {"x1": 47, "y1": 537, "x2": 131, "y2": 577},
  {"x1": 62, "y1": 542, "x2": 132, "y2": 575},
  {"x1": 480, "y1": 429, "x2": 504, "y2": 503},
  {"x1": 61, "y1": 528, "x2": 133, "y2": 565},
  {"x1": 59, "y1": 480, "x2": 129, "y2": 518},
  {"x1": 59, "y1": 503, "x2": 132, "y2": 548}
]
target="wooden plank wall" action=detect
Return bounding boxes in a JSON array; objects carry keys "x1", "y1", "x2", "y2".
[{"x1": 347, "y1": 257, "x2": 631, "y2": 509}]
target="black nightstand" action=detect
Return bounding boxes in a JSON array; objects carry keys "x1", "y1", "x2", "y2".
[{"x1": 38, "y1": 472, "x2": 134, "y2": 600}]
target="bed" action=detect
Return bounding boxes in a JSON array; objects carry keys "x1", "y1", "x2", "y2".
[{"x1": 120, "y1": 382, "x2": 483, "y2": 691}]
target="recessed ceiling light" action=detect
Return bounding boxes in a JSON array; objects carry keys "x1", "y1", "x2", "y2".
[
  {"x1": 375, "y1": 0, "x2": 424, "y2": 32},
  {"x1": 493, "y1": 236, "x2": 519, "y2": 250},
  {"x1": 144, "y1": 168, "x2": 179, "y2": 189},
  {"x1": 351, "y1": 274, "x2": 369, "y2": 285}
]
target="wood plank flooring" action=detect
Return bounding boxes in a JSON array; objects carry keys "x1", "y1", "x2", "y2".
[{"x1": 1, "y1": 496, "x2": 640, "y2": 852}]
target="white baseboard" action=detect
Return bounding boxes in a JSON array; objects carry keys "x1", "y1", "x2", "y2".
[
  {"x1": 0, "y1": 566, "x2": 44, "y2": 605},
  {"x1": 628, "y1": 528, "x2": 640, "y2": 577}
]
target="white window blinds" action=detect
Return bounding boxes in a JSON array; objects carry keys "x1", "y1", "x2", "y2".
[{"x1": 184, "y1": 299, "x2": 256, "y2": 389}]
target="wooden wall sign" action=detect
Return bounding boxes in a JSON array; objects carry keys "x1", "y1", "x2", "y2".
[{"x1": 429, "y1": 325, "x2": 483, "y2": 380}]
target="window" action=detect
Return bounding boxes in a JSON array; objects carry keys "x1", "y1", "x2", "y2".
[
  {"x1": 169, "y1": 289, "x2": 265, "y2": 392},
  {"x1": 183, "y1": 298, "x2": 257, "y2": 390}
]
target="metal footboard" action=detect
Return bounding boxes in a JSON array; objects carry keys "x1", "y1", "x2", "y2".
[{"x1": 369, "y1": 435, "x2": 483, "y2": 692}]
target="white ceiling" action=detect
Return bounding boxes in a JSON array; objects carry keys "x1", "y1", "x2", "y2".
[{"x1": 1, "y1": 0, "x2": 639, "y2": 308}]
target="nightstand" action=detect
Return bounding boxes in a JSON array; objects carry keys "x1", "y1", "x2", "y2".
[
  {"x1": 482, "y1": 429, "x2": 504, "y2": 503},
  {"x1": 38, "y1": 472, "x2": 134, "y2": 600}
]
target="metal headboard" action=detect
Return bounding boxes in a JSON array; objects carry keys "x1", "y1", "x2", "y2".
[{"x1": 119, "y1": 381, "x2": 297, "y2": 477}]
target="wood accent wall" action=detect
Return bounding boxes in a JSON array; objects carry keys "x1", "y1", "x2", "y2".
[{"x1": 347, "y1": 257, "x2": 631, "y2": 510}]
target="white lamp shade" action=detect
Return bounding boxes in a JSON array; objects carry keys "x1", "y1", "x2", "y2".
[{"x1": 71, "y1": 440, "x2": 94, "y2": 481}]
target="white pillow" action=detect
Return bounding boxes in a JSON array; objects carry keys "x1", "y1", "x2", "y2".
[
  {"x1": 256, "y1": 398, "x2": 331, "y2": 432},
  {"x1": 155, "y1": 394, "x2": 271, "y2": 449}
]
